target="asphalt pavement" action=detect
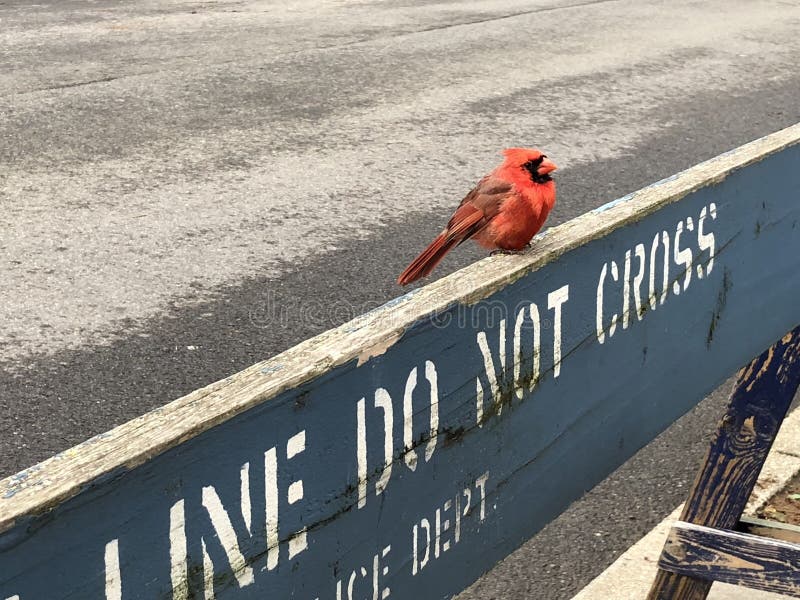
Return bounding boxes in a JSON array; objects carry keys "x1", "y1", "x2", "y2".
[{"x1": 2, "y1": 0, "x2": 800, "y2": 597}]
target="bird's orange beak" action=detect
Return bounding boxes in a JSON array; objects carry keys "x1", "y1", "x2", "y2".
[{"x1": 538, "y1": 158, "x2": 557, "y2": 175}]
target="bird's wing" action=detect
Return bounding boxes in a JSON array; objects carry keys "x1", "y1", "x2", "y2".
[{"x1": 446, "y1": 176, "x2": 513, "y2": 244}]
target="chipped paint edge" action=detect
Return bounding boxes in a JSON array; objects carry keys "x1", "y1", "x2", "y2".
[{"x1": 1, "y1": 123, "x2": 799, "y2": 533}]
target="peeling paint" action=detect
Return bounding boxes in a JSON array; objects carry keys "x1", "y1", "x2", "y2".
[{"x1": 356, "y1": 331, "x2": 403, "y2": 366}]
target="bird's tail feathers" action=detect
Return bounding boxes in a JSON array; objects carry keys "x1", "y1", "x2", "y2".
[{"x1": 397, "y1": 232, "x2": 458, "y2": 286}]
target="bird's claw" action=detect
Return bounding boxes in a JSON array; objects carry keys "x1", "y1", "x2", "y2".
[{"x1": 490, "y1": 245, "x2": 531, "y2": 257}]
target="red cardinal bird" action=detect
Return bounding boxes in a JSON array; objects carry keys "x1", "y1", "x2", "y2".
[{"x1": 397, "y1": 148, "x2": 557, "y2": 286}]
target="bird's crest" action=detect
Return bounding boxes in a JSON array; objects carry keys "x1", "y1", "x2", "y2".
[{"x1": 501, "y1": 147, "x2": 545, "y2": 166}]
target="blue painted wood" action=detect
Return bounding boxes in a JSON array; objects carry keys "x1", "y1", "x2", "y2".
[
  {"x1": 1, "y1": 137, "x2": 800, "y2": 599},
  {"x1": 659, "y1": 522, "x2": 800, "y2": 597},
  {"x1": 682, "y1": 327, "x2": 800, "y2": 529},
  {"x1": 648, "y1": 326, "x2": 800, "y2": 599}
]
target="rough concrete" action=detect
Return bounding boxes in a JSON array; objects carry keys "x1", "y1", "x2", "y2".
[{"x1": 2, "y1": 0, "x2": 799, "y2": 362}]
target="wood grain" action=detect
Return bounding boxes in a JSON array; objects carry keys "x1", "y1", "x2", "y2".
[
  {"x1": 660, "y1": 521, "x2": 800, "y2": 597},
  {"x1": 648, "y1": 326, "x2": 800, "y2": 599}
]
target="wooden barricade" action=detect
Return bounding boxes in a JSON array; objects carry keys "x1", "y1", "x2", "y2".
[
  {"x1": 648, "y1": 327, "x2": 800, "y2": 599},
  {"x1": 1, "y1": 124, "x2": 799, "y2": 599}
]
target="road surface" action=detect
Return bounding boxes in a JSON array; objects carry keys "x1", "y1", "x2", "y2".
[{"x1": 1, "y1": 0, "x2": 799, "y2": 597}]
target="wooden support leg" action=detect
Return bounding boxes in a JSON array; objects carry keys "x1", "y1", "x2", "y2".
[{"x1": 647, "y1": 326, "x2": 800, "y2": 600}]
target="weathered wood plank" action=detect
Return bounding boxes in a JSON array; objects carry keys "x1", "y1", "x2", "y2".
[
  {"x1": 648, "y1": 326, "x2": 800, "y2": 599},
  {"x1": 2, "y1": 123, "x2": 799, "y2": 533},
  {"x1": 1, "y1": 125, "x2": 799, "y2": 599},
  {"x1": 738, "y1": 516, "x2": 800, "y2": 545},
  {"x1": 659, "y1": 521, "x2": 800, "y2": 597}
]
